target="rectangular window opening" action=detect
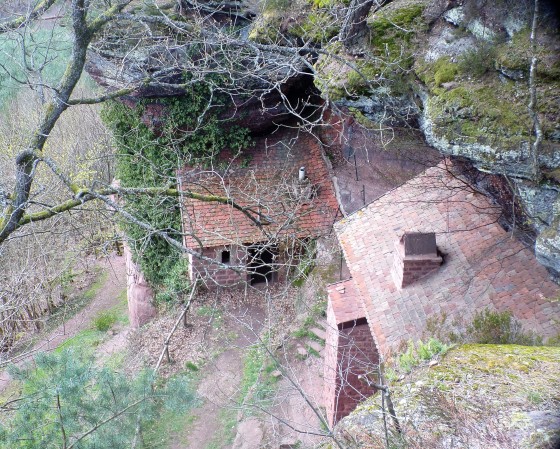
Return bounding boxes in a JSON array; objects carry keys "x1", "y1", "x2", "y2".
[{"x1": 221, "y1": 250, "x2": 231, "y2": 264}]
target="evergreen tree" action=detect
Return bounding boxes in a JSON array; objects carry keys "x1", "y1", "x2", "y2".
[{"x1": 0, "y1": 350, "x2": 195, "y2": 448}]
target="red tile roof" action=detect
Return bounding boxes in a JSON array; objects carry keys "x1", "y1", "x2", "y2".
[
  {"x1": 180, "y1": 129, "x2": 339, "y2": 248},
  {"x1": 327, "y1": 279, "x2": 365, "y2": 325},
  {"x1": 335, "y1": 162, "x2": 560, "y2": 355}
]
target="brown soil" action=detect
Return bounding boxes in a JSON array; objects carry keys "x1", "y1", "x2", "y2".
[
  {"x1": 181, "y1": 303, "x2": 266, "y2": 449},
  {"x1": 127, "y1": 285, "x2": 329, "y2": 449}
]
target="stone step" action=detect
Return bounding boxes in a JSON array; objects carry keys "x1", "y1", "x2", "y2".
[
  {"x1": 306, "y1": 340, "x2": 323, "y2": 353},
  {"x1": 309, "y1": 327, "x2": 326, "y2": 341},
  {"x1": 316, "y1": 318, "x2": 328, "y2": 331},
  {"x1": 296, "y1": 345, "x2": 308, "y2": 358}
]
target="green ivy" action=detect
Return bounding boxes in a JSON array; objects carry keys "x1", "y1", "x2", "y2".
[{"x1": 101, "y1": 82, "x2": 252, "y2": 296}]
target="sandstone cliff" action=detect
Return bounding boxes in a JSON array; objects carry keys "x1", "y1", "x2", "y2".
[
  {"x1": 310, "y1": 0, "x2": 560, "y2": 279},
  {"x1": 86, "y1": 0, "x2": 560, "y2": 278}
]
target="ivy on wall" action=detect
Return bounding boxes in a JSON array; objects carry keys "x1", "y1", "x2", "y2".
[{"x1": 101, "y1": 83, "x2": 252, "y2": 297}]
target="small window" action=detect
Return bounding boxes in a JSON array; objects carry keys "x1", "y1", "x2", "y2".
[{"x1": 221, "y1": 250, "x2": 231, "y2": 264}]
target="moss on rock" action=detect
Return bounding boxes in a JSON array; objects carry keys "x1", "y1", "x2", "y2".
[
  {"x1": 368, "y1": 1, "x2": 427, "y2": 55},
  {"x1": 338, "y1": 344, "x2": 560, "y2": 449},
  {"x1": 313, "y1": 1, "x2": 428, "y2": 101},
  {"x1": 248, "y1": 12, "x2": 285, "y2": 43}
]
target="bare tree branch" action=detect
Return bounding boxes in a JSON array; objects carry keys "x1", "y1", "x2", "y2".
[{"x1": 0, "y1": 0, "x2": 58, "y2": 34}]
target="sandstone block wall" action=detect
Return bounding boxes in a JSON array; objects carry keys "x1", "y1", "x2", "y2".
[{"x1": 125, "y1": 245, "x2": 156, "y2": 328}]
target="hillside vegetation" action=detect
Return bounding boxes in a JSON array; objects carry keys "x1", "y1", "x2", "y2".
[{"x1": 339, "y1": 344, "x2": 560, "y2": 449}]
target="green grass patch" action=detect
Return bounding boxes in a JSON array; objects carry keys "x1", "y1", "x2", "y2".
[
  {"x1": 93, "y1": 310, "x2": 118, "y2": 332},
  {"x1": 185, "y1": 361, "x2": 199, "y2": 372},
  {"x1": 203, "y1": 343, "x2": 280, "y2": 447},
  {"x1": 238, "y1": 341, "x2": 279, "y2": 412},
  {"x1": 54, "y1": 328, "x2": 106, "y2": 355},
  {"x1": 307, "y1": 345, "x2": 321, "y2": 358},
  {"x1": 293, "y1": 328, "x2": 309, "y2": 339},
  {"x1": 205, "y1": 407, "x2": 237, "y2": 449},
  {"x1": 292, "y1": 316, "x2": 324, "y2": 344},
  {"x1": 106, "y1": 289, "x2": 129, "y2": 325},
  {"x1": 41, "y1": 269, "x2": 108, "y2": 335},
  {"x1": 82, "y1": 270, "x2": 108, "y2": 301},
  {"x1": 144, "y1": 408, "x2": 198, "y2": 448},
  {"x1": 196, "y1": 305, "x2": 215, "y2": 316},
  {"x1": 196, "y1": 305, "x2": 223, "y2": 329}
]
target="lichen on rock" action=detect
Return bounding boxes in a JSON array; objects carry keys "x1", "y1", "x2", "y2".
[
  {"x1": 312, "y1": 0, "x2": 560, "y2": 278},
  {"x1": 337, "y1": 344, "x2": 560, "y2": 449}
]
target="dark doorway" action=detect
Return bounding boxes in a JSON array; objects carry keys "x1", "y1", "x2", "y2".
[{"x1": 248, "y1": 245, "x2": 276, "y2": 285}]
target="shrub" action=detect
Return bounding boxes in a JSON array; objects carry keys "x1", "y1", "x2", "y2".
[
  {"x1": 418, "y1": 338, "x2": 448, "y2": 360},
  {"x1": 546, "y1": 334, "x2": 560, "y2": 346},
  {"x1": 101, "y1": 82, "x2": 252, "y2": 292},
  {"x1": 156, "y1": 258, "x2": 190, "y2": 303},
  {"x1": 94, "y1": 310, "x2": 117, "y2": 331},
  {"x1": 466, "y1": 308, "x2": 542, "y2": 345},
  {"x1": 458, "y1": 43, "x2": 497, "y2": 78},
  {"x1": 398, "y1": 338, "x2": 450, "y2": 373},
  {"x1": 398, "y1": 340, "x2": 417, "y2": 372}
]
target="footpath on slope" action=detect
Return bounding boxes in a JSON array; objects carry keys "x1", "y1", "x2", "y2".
[
  {"x1": 0, "y1": 254, "x2": 127, "y2": 392},
  {"x1": 128, "y1": 286, "x2": 329, "y2": 449},
  {"x1": 180, "y1": 303, "x2": 266, "y2": 449}
]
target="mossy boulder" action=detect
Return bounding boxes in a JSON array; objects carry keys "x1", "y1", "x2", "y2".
[
  {"x1": 407, "y1": 0, "x2": 560, "y2": 277},
  {"x1": 416, "y1": 26, "x2": 560, "y2": 177},
  {"x1": 248, "y1": 0, "x2": 342, "y2": 45},
  {"x1": 337, "y1": 344, "x2": 560, "y2": 449},
  {"x1": 313, "y1": 1, "x2": 429, "y2": 124}
]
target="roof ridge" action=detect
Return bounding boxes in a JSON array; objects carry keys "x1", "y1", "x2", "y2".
[
  {"x1": 326, "y1": 278, "x2": 353, "y2": 288},
  {"x1": 335, "y1": 162, "x2": 451, "y2": 224}
]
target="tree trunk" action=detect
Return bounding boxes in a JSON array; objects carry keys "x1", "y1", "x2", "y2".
[
  {"x1": 528, "y1": 0, "x2": 542, "y2": 182},
  {"x1": 339, "y1": 0, "x2": 393, "y2": 48}
]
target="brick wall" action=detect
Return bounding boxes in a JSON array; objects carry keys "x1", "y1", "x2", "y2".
[
  {"x1": 188, "y1": 246, "x2": 247, "y2": 288},
  {"x1": 188, "y1": 245, "x2": 290, "y2": 288},
  {"x1": 324, "y1": 302, "x2": 379, "y2": 426},
  {"x1": 324, "y1": 301, "x2": 339, "y2": 426}
]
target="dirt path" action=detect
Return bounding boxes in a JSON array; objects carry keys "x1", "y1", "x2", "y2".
[
  {"x1": 174, "y1": 304, "x2": 266, "y2": 449},
  {"x1": 0, "y1": 254, "x2": 127, "y2": 391}
]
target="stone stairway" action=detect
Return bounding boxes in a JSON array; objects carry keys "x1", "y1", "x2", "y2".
[{"x1": 296, "y1": 318, "x2": 327, "y2": 359}]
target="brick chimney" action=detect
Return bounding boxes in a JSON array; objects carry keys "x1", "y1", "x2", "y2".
[{"x1": 391, "y1": 232, "x2": 443, "y2": 289}]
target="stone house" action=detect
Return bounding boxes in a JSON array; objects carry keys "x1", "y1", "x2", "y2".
[
  {"x1": 179, "y1": 129, "x2": 339, "y2": 288},
  {"x1": 324, "y1": 162, "x2": 560, "y2": 426}
]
